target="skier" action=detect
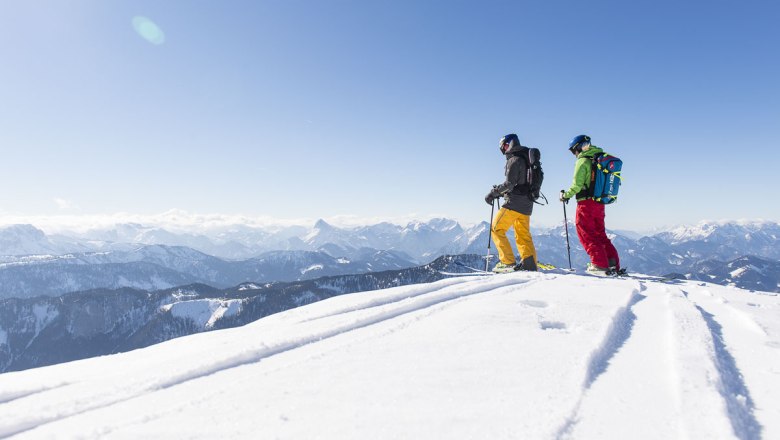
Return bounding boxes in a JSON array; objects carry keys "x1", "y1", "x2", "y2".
[
  {"x1": 560, "y1": 135, "x2": 621, "y2": 274},
  {"x1": 485, "y1": 134, "x2": 538, "y2": 272}
]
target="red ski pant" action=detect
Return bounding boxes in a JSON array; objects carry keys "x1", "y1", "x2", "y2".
[{"x1": 575, "y1": 199, "x2": 620, "y2": 269}]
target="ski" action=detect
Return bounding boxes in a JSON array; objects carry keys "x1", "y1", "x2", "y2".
[
  {"x1": 606, "y1": 267, "x2": 628, "y2": 277},
  {"x1": 452, "y1": 261, "x2": 557, "y2": 275}
]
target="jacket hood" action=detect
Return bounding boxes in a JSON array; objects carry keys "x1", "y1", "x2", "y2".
[
  {"x1": 578, "y1": 145, "x2": 603, "y2": 158},
  {"x1": 504, "y1": 142, "x2": 527, "y2": 157}
]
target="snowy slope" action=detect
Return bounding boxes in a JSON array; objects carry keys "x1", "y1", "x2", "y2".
[{"x1": 0, "y1": 272, "x2": 778, "y2": 439}]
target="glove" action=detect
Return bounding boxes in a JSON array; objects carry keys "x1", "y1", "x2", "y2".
[
  {"x1": 485, "y1": 187, "x2": 500, "y2": 206},
  {"x1": 485, "y1": 192, "x2": 496, "y2": 206},
  {"x1": 559, "y1": 190, "x2": 570, "y2": 204}
]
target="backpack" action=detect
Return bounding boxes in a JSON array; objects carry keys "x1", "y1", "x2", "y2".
[
  {"x1": 590, "y1": 152, "x2": 622, "y2": 204},
  {"x1": 515, "y1": 147, "x2": 547, "y2": 205}
]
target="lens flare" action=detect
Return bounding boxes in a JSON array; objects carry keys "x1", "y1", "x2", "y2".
[{"x1": 132, "y1": 16, "x2": 165, "y2": 45}]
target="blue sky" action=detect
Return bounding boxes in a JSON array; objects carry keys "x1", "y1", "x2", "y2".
[{"x1": 0, "y1": 0, "x2": 778, "y2": 231}]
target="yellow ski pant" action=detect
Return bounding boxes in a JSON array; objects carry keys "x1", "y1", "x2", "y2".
[{"x1": 491, "y1": 208, "x2": 537, "y2": 265}]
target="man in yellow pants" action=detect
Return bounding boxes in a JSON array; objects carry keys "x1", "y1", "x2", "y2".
[{"x1": 485, "y1": 134, "x2": 538, "y2": 273}]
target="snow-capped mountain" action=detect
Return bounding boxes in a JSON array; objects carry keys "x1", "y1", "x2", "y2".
[
  {"x1": 3, "y1": 219, "x2": 780, "y2": 298},
  {"x1": 688, "y1": 255, "x2": 780, "y2": 293},
  {"x1": 655, "y1": 220, "x2": 780, "y2": 260},
  {"x1": 0, "y1": 246, "x2": 418, "y2": 299},
  {"x1": 6, "y1": 220, "x2": 780, "y2": 264},
  {"x1": 0, "y1": 225, "x2": 104, "y2": 256},
  {"x1": 438, "y1": 221, "x2": 488, "y2": 254},
  {"x1": 0, "y1": 255, "x2": 484, "y2": 373},
  {"x1": 71, "y1": 223, "x2": 284, "y2": 259},
  {"x1": 1, "y1": 269, "x2": 777, "y2": 439},
  {"x1": 0, "y1": 219, "x2": 466, "y2": 261},
  {"x1": 398, "y1": 218, "x2": 463, "y2": 260},
  {"x1": 302, "y1": 218, "x2": 463, "y2": 261},
  {"x1": 303, "y1": 219, "x2": 366, "y2": 249}
]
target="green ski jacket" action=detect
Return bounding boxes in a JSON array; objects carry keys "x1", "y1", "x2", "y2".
[{"x1": 563, "y1": 146, "x2": 603, "y2": 201}]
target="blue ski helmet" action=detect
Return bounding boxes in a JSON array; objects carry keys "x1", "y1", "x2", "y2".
[
  {"x1": 499, "y1": 133, "x2": 519, "y2": 154},
  {"x1": 568, "y1": 134, "x2": 591, "y2": 154}
]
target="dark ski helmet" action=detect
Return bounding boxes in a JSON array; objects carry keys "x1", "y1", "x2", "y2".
[
  {"x1": 568, "y1": 134, "x2": 591, "y2": 155},
  {"x1": 499, "y1": 133, "x2": 519, "y2": 154}
]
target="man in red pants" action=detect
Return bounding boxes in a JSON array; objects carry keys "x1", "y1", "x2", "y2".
[{"x1": 560, "y1": 135, "x2": 620, "y2": 274}]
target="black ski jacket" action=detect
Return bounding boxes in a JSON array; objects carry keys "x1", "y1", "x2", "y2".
[{"x1": 494, "y1": 143, "x2": 534, "y2": 216}]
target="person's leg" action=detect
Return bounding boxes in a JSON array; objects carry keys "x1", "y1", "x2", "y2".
[
  {"x1": 576, "y1": 200, "x2": 610, "y2": 268},
  {"x1": 606, "y1": 243, "x2": 620, "y2": 269},
  {"x1": 591, "y1": 203, "x2": 620, "y2": 269},
  {"x1": 491, "y1": 208, "x2": 518, "y2": 265},
  {"x1": 513, "y1": 213, "x2": 537, "y2": 271}
]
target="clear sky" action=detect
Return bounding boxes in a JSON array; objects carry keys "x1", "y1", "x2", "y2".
[{"x1": 1, "y1": 0, "x2": 778, "y2": 231}]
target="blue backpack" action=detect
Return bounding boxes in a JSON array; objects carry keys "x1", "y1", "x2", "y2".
[{"x1": 590, "y1": 153, "x2": 622, "y2": 204}]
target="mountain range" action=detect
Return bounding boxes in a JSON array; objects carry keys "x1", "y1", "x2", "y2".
[
  {"x1": 1, "y1": 220, "x2": 780, "y2": 299},
  {"x1": 0, "y1": 245, "x2": 417, "y2": 299},
  {"x1": 0, "y1": 255, "x2": 482, "y2": 373},
  {"x1": 0, "y1": 219, "x2": 466, "y2": 261},
  {"x1": 2, "y1": 244, "x2": 779, "y2": 374}
]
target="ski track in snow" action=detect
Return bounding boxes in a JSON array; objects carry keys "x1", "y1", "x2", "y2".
[
  {"x1": 557, "y1": 280, "x2": 770, "y2": 440},
  {"x1": 85, "y1": 277, "x2": 547, "y2": 438},
  {"x1": 0, "y1": 383, "x2": 71, "y2": 406},
  {"x1": 554, "y1": 285, "x2": 647, "y2": 439},
  {"x1": 582, "y1": 288, "x2": 647, "y2": 390},
  {"x1": 683, "y1": 287, "x2": 770, "y2": 440},
  {"x1": 0, "y1": 274, "x2": 542, "y2": 438},
  {"x1": 153, "y1": 274, "x2": 540, "y2": 392},
  {"x1": 1, "y1": 272, "x2": 778, "y2": 439},
  {"x1": 692, "y1": 304, "x2": 761, "y2": 439}
]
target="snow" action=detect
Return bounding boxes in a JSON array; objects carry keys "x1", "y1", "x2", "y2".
[
  {"x1": 663, "y1": 220, "x2": 780, "y2": 244},
  {"x1": 730, "y1": 265, "x2": 763, "y2": 278},
  {"x1": 0, "y1": 272, "x2": 778, "y2": 439},
  {"x1": 31, "y1": 304, "x2": 58, "y2": 335},
  {"x1": 161, "y1": 299, "x2": 242, "y2": 329},
  {"x1": 301, "y1": 264, "x2": 324, "y2": 274},
  {"x1": 171, "y1": 289, "x2": 199, "y2": 300}
]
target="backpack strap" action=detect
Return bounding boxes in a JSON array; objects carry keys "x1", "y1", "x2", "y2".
[
  {"x1": 510, "y1": 148, "x2": 531, "y2": 193},
  {"x1": 594, "y1": 153, "x2": 623, "y2": 182},
  {"x1": 513, "y1": 148, "x2": 548, "y2": 205}
]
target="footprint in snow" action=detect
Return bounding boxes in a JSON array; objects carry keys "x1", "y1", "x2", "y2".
[
  {"x1": 520, "y1": 299, "x2": 548, "y2": 308},
  {"x1": 540, "y1": 321, "x2": 567, "y2": 331}
]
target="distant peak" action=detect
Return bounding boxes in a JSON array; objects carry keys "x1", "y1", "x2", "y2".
[
  {"x1": 313, "y1": 219, "x2": 332, "y2": 229},
  {"x1": 0, "y1": 224, "x2": 46, "y2": 237}
]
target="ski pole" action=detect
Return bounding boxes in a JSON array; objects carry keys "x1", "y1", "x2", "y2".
[
  {"x1": 561, "y1": 191, "x2": 572, "y2": 270},
  {"x1": 485, "y1": 199, "x2": 496, "y2": 272}
]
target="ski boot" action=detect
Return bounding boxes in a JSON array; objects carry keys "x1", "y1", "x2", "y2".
[
  {"x1": 586, "y1": 263, "x2": 611, "y2": 276},
  {"x1": 492, "y1": 262, "x2": 516, "y2": 274}
]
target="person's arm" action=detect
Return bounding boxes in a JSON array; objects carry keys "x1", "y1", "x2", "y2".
[{"x1": 563, "y1": 157, "x2": 591, "y2": 199}]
